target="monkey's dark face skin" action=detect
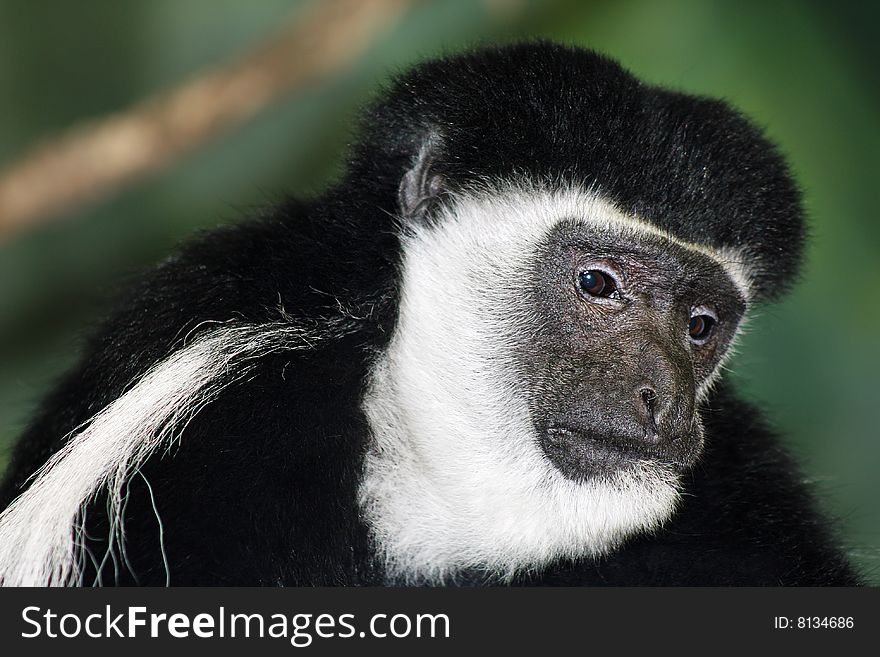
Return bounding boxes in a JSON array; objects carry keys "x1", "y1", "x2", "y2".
[{"x1": 520, "y1": 220, "x2": 746, "y2": 482}]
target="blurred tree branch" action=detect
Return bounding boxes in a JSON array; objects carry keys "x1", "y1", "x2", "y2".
[{"x1": 0, "y1": 0, "x2": 411, "y2": 243}]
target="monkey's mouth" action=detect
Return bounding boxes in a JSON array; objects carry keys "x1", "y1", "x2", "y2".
[{"x1": 539, "y1": 425, "x2": 701, "y2": 482}]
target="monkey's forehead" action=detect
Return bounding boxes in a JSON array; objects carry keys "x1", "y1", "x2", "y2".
[
  {"x1": 428, "y1": 183, "x2": 753, "y2": 303},
  {"x1": 351, "y1": 42, "x2": 804, "y2": 301}
]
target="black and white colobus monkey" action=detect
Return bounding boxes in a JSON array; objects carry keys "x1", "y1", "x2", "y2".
[{"x1": 0, "y1": 42, "x2": 861, "y2": 586}]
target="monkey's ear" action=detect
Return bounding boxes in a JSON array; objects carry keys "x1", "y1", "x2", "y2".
[{"x1": 398, "y1": 133, "x2": 446, "y2": 221}]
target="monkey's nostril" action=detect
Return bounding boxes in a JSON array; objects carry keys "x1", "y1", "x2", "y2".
[{"x1": 639, "y1": 387, "x2": 660, "y2": 440}]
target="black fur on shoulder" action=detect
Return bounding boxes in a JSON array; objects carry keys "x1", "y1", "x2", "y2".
[{"x1": 0, "y1": 42, "x2": 856, "y2": 586}]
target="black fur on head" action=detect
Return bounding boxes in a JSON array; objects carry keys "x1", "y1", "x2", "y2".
[{"x1": 346, "y1": 41, "x2": 805, "y2": 300}]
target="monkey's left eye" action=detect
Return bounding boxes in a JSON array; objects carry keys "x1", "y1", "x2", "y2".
[
  {"x1": 578, "y1": 270, "x2": 620, "y2": 299},
  {"x1": 688, "y1": 314, "x2": 716, "y2": 341}
]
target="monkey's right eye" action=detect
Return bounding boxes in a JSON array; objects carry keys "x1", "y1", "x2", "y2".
[{"x1": 578, "y1": 270, "x2": 619, "y2": 299}]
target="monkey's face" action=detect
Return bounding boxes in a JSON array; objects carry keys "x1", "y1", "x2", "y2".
[
  {"x1": 522, "y1": 220, "x2": 746, "y2": 482},
  {"x1": 361, "y1": 184, "x2": 751, "y2": 580}
]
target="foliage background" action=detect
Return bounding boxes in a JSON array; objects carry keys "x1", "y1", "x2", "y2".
[{"x1": 0, "y1": 0, "x2": 877, "y2": 582}]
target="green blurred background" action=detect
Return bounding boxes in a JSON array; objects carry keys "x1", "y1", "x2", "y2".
[{"x1": 0, "y1": 0, "x2": 877, "y2": 583}]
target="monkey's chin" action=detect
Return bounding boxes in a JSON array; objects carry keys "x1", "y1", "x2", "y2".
[{"x1": 539, "y1": 426, "x2": 701, "y2": 483}]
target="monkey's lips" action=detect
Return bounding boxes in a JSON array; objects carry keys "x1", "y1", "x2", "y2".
[{"x1": 539, "y1": 424, "x2": 701, "y2": 482}]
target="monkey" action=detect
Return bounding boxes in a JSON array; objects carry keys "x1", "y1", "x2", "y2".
[{"x1": 0, "y1": 41, "x2": 861, "y2": 586}]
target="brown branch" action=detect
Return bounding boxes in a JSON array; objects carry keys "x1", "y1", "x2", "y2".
[{"x1": 0, "y1": 0, "x2": 411, "y2": 243}]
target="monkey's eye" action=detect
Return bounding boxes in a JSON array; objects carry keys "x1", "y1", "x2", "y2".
[
  {"x1": 688, "y1": 314, "x2": 716, "y2": 341},
  {"x1": 578, "y1": 270, "x2": 620, "y2": 299}
]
